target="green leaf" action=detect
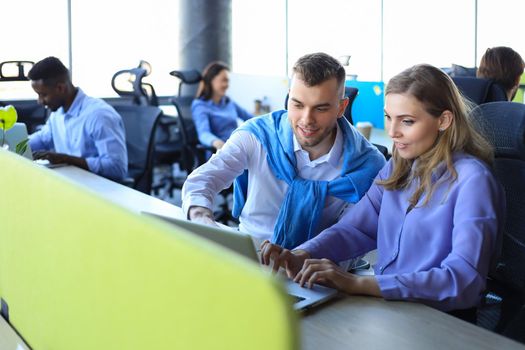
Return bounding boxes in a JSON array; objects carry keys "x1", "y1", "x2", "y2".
[{"x1": 15, "y1": 138, "x2": 29, "y2": 155}]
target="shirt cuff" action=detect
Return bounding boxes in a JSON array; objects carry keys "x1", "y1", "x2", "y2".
[
  {"x1": 85, "y1": 157, "x2": 98, "y2": 174},
  {"x1": 375, "y1": 274, "x2": 402, "y2": 300},
  {"x1": 182, "y1": 196, "x2": 214, "y2": 218},
  {"x1": 200, "y1": 133, "x2": 219, "y2": 147},
  {"x1": 295, "y1": 239, "x2": 323, "y2": 258}
]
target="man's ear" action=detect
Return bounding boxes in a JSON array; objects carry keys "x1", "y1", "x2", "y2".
[
  {"x1": 55, "y1": 81, "x2": 67, "y2": 94},
  {"x1": 438, "y1": 110, "x2": 454, "y2": 131}
]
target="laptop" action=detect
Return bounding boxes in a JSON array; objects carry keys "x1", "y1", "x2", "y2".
[
  {"x1": 142, "y1": 212, "x2": 338, "y2": 311},
  {"x1": 2, "y1": 123, "x2": 33, "y2": 160},
  {"x1": 3, "y1": 123, "x2": 66, "y2": 168}
]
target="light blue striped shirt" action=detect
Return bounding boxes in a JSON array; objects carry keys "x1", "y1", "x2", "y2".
[{"x1": 29, "y1": 88, "x2": 128, "y2": 180}]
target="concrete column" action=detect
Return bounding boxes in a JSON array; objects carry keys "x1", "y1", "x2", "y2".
[{"x1": 179, "y1": 0, "x2": 232, "y2": 72}]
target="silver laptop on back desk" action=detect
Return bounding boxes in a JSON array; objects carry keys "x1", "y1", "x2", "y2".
[
  {"x1": 143, "y1": 212, "x2": 338, "y2": 311},
  {"x1": 3, "y1": 123, "x2": 32, "y2": 159},
  {"x1": 4, "y1": 123, "x2": 67, "y2": 168}
]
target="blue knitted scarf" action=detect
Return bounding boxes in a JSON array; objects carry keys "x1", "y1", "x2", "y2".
[{"x1": 232, "y1": 110, "x2": 385, "y2": 249}]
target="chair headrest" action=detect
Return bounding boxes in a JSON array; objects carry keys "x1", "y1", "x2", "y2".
[
  {"x1": 472, "y1": 102, "x2": 525, "y2": 160},
  {"x1": 169, "y1": 70, "x2": 202, "y2": 84},
  {"x1": 111, "y1": 67, "x2": 148, "y2": 96},
  {"x1": 0, "y1": 61, "x2": 34, "y2": 81},
  {"x1": 452, "y1": 77, "x2": 508, "y2": 105}
]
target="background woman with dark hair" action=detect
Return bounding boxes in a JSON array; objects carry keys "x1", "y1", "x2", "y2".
[
  {"x1": 477, "y1": 46, "x2": 525, "y2": 101},
  {"x1": 191, "y1": 61, "x2": 253, "y2": 150}
]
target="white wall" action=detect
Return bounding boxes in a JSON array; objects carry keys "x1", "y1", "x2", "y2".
[{"x1": 227, "y1": 73, "x2": 290, "y2": 114}]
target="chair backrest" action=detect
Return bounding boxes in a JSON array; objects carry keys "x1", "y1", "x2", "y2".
[
  {"x1": 0, "y1": 61, "x2": 33, "y2": 81},
  {"x1": 472, "y1": 102, "x2": 525, "y2": 293},
  {"x1": 111, "y1": 66, "x2": 158, "y2": 107},
  {"x1": 169, "y1": 70, "x2": 208, "y2": 172},
  {"x1": 452, "y1": 77, "x2": 507, "y2": 105},
  {"x1": 169, "y1": 69, "x2": 202, "y2": 96},
  {"x1": 113, "y1": 105, "x2": 162, "y2": 194},
  {"x1": 343, "y1": 86, "x2": 358, "y2": 125}
]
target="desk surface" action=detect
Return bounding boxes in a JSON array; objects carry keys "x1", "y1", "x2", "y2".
[
  {"x1": 302, "y1": 295, "x2": 525, "y2": 350},
  {"x1": 52, "y1": 166, "x2": 184, "y2": 218},
  {"x1": 38, "y1": 166, "x2": 525, "y2": 350},
  {"x1": 0, "y1": 316, "x2": 30, "y2": 350}
]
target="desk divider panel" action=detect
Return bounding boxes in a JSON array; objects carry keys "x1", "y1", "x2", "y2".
[{"x1": 0, "y1": 150, "x2": 298, "y2": 350}]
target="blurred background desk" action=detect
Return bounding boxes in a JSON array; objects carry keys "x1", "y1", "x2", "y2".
[{"x1": 369, "y1": 127, "x2": 393, "y2": 153}]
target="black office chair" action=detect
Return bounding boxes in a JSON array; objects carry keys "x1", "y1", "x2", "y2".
[
  {"x1": 471, "y1": 102, "x2": 525, "y2": 344},
  {"x1": 110, "y1": 62, "x2": 187, "y2": 198},
  {"x1": 343, "y1": 86, "x2": 358, "y2": 125},
  {"x1": 169, "y1": 69, "x2": 212, "y2": 172},
  {"x1": 170, "y1": 69, "x2": 236, "y2": 224},
  {"x1": 452, "y1": 77, "x2": 507, "y2": 105},
  {"x1": 114, "y1": 105, "x2": 162, "y2": 195}
]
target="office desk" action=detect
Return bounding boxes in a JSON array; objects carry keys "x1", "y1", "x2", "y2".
[
  {"x1": 52, "y1": 166, "x2": 184, "y2": 218},
  {"x1": 302, "y1": 295, "x2": 525, "y2": 349},
  {"x1": 39, "y1": 166, "x2": 525, "y2": 350},
  {"x1": 0, "y1": 316, "x2": 30, "y2": 350}
]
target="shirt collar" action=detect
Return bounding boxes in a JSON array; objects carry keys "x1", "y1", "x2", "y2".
[
  {"x1": 205, "y1": 96, "x2": 227, "y2": 107},
  {"x1": 293, "y1": 122, "x2": 343, "y2": 167},
  {"x1": 61, "y1": 88, "x2": 86, "y2": 118}
]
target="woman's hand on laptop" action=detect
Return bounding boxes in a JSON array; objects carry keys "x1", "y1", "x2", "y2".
[
  {"x1": 188, "y1": 206, "x2": 219, "y2": 227},
  {"x1": 293, "y1": 258, "x2": 382, "y2": 296},
  {"x1": 260, "y1": 240, "x2": 310, "y2": 278}
]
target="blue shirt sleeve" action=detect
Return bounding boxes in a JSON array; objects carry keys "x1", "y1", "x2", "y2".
[
  {"x1": 233, "y1": 102, "x2": 254, "y2": 121},
  {"x1": 29, "y1": 118, "x2": 54, "y2": 151},
  {"x1": 191, "y1": 100, "x2": 219, "y2": 147},
  {"x1": 84, "y1": 109, "x2": 128, "y2": 181},
  {"x1": 375, "y1": 168, "x2": 503, "y2": 311},
  {"x1": 297, "y1": 158, "x2": 504, "y2": 311}
]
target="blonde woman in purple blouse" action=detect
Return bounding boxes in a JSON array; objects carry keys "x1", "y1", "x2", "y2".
[{"x1": 261, "y1": 64, "x2": 505, "y2": 315}]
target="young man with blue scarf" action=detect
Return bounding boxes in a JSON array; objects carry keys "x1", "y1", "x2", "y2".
[{"x1": 182, "y1": 52, "x2": 385, "y2": 250}]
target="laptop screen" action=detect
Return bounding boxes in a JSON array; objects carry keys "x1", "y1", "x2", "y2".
[{"x1": 3, "y1": 123, "x2": 32, "y2": 160}]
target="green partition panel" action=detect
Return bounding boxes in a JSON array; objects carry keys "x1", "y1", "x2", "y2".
[{"x1": 0, "y1": 150, "x2": 297, "y2": 350}]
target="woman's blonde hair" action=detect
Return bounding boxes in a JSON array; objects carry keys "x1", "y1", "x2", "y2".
[{"x1": 378, "y1": 64, "x2": 494, "y2": 207}]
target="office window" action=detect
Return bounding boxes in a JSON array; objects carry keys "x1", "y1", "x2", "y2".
[
  {"x1": 287, "y1": 0, "x2": 382, "y2": 81},
  {"x1": 477, "y1": 0, "x2": 525, "y2": 64},
  {"x1": 383, "y1": 0, "x2": 475, "y2": 81},
  {"x1": 1, "y1": 0, "x2": 69, "y2": 100},
  {"x1": 232, "y1": 0, "x2": 287, "y2": 76},
  {"x1": 71, "y1": 0, "x2": 180, "y2": 97}
]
